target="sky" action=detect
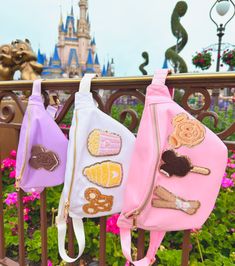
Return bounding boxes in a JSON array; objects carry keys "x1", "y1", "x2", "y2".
[{"x1": 1, "y1": 0, "x2": 235, "y2": 77}]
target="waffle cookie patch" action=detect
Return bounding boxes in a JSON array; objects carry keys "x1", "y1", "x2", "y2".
[
  {"x1": 83, "y1": 161, "x2": 123, "y2": 188},
  {"x1": 87, "y1": 129, "x2": 122, "y2": 156},
  {"x1": 29, "y1": 145, "x2": 59, "y2": 171},
  {"x1": 169, "y1": 113, "x2": 205, "y2": 149},
  {"x1": 83, "y1": 187, "x2": 113, "y2": 215}
]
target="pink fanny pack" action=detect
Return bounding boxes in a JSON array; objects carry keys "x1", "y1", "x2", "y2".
[
  {"x1": 117, "y1": 69, "x2": 228, "y2": 265},
  {"x1": 16, "y1": 80, "x2": 68, "y2": 193}
]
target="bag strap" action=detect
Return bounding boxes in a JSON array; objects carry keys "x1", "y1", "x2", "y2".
[
  {"x1": 56, "y1": 197, "x2": 85, "y2": 263},
  {"x1": 151, "y1": 69, "x2": 169, "y2": 86},
  {"x1": 120, "y1": 228, "x2": 165, "y2": 266},
  {"x1": 79, "y1": 73, "x2": 97, "y2": 93},
  {"x1": 151, "y1": 69, "x2": 174, "y2": 99},
  {"x1": 32, "y1": 79, "x2": 42, "y2": 96}
]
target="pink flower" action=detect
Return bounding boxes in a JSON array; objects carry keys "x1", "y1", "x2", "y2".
[
  {"x1": 106, "y1": 214, "x2": 120, "y2": 235},
  {"x1": 23, "y1": 192, "x2": 40, "y2": 204},
  {"x1": 4, "y1": 192, "x2": 18, "y2": 206},
  {"x1": 9, "y1": 170, "x2": 16, "y2": 179},
  {"x1": 30, "y1": 192, "x2": 40, "y2": 200},
  {"x1": 2, "y1": 158, "x2": 16, "y2": 169},
  {"x1": 125, "y1": 261, "x2": 130, "y2": 266},
  {"x1": 24, "y1": 215, "x2": 30, "y2": 221},
  {"x1": 10, "y1": 150, "x2": 17, "y2": 158},
  {"x1": 23, "y1": 208, "x2": 30, "y2": 221},
  {"x1": 227, "y1": 163, "x2": 235, "y2": 169},
  {"x1": 231, "y1": 173, "x2": 235, "y2": 180},
  {"x1": 47, "y1": 260, "x2": 53, "y2": 266},
  {"x1": 221, "y1": 177, "x2": 234, "y2": 188},
  {"x1": 23, "y1": 196, "x2": 32, "y2": 204}
]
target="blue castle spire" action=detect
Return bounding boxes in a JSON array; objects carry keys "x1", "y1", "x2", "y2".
[
  {"x1": 94, "y1": 54, "x2": 100, "y2": 65},
  {"x1": 52, "y1": 45, "x2": 61, "y2": 65},
  {"x1": 162, "y1": 58, "x2": 168, "y2": 69},
  {"x1": 101, "y1": 64, "x2": 107, "y2": 76},
  {"x1": 91, "y1": 37, "x2": 96, "y2": 46},
  {"x1": 71, "y1": 5, "x2": 74, "y2": 16},
  {"x1": 86, "y1": 48, "x2": 94, "y2": 73},
  {"x1": 37, "y1": 49, "x2": 44, "y2": 65}
]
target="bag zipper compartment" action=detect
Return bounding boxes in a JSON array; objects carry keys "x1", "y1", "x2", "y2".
[
  {"x1": 64, "y1": 110, "x2": 78, "y2": 219},
  {"x1": 124, "y1": 104, "x2": 161, "y2": 230},
  {"x1": 15, "y1": 106, "x2": 32, "y2": 191}
]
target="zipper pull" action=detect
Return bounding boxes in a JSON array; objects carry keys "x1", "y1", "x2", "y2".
[
  {"x1": 125, "y1": 210, "x2": 140, "y2": 231},
  {"x1": 132, "y1": 214, "x2": 138, "y2": 231},
  {"x1": 64, "y1": 200, "x2": 70, "y2": 220},
  {"x1": 15, "y1": 177, "x2": 21, "y2": 191}
]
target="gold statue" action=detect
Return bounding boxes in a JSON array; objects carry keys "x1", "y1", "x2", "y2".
[
  {"x1": 11, "y1": 39, "x2": 43, "y2": 80},
  {"x1": 0, "y1": 44, "x2": 16, "y2": 80}
]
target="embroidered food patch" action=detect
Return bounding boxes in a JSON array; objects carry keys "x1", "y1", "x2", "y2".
[
  {"x1": 29, "y1": 145, "x2": 59, "y2": 171},
  {"x1": 87, "y1": 129, "x2": 122, "y2": 156},
  {"x1": 83, "y1": 187, "x2": 113, "y2": 215},
  {"x1": 151, "y1": 186, "x2": 200, "y2": 215},
  {"x1": 169, "y1": 113, "x2": 205, "y2": 148},
  {"x1": 159, "y1": 150, "x2": 210, "y2": 177},
  {"x1": 83, "y1": 160, "x2": 123, "y2": 188}
]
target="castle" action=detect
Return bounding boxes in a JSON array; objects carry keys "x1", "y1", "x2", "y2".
[{"x1": 37, "y1": 0, "x2": 114, "y2": 78}]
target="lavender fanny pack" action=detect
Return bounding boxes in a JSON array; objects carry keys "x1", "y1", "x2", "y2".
[{"x1": 15, "y1": 80, "x2": 68, "y2": 193}]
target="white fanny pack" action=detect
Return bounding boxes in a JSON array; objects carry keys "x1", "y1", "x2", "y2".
[{"x1": 56, "y1": 74, "x2": 136, "y2": 262}]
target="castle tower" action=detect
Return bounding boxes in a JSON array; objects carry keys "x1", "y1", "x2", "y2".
[
  {"x1": 40, "y1": 1, "x2": 108, "y2": 78},
  {"x1": 77, "y1": 0, "x2": 91, "y2": 65}
]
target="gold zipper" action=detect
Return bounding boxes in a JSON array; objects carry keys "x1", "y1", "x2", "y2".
[
  {"x1": 15, "y1": 106, "x2": 31, "y2": 191},
  {"x1": 125, "y1": 104, "x2": 161, "y2": 230},
  {"x1": 64, "y1": 110, "x2": 78, "y2": 219}
]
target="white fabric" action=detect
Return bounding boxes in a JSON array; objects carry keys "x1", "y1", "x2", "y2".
[
  {"x1": 79, "y1": 73, "x2": 97, "y2": 93},
  {"x1": 57, "y1": 74, "x2": 135, "y2": 262}
]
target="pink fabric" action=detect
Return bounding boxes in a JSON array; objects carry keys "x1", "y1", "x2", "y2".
[
  {"x1": 118, "y1": 69, "x2": 228, "y2": 265},
  {"x1": 16, "y1": 80, "x2": 68, "y2": 192}
]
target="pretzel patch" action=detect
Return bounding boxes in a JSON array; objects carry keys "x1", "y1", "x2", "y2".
[{"x1": 82, "y1": 188, "x2": 113, "y2": 215}]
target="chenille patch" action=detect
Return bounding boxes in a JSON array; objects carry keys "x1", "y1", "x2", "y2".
[
  {"x1": 82, "y1": 187, "x2": 113, "y2": 215},
  {"x1": 83, "y1": 160, "x2": 123, "y2": 188},
  {"x1": 159, "y1": 150, "x2": 210, "y2": 177},
  {"x1": 87, "y1": 129, "x2": 122, "y2": 157},
  {"x1": 168, "y1": 113, "x2": 205, "y2": 149},
  {"x1": 29, "y1": 145, "x2": 59, "y2": 171},
  {"x1": 151, "y1": 186, "x2": 200, "y2": 215}
]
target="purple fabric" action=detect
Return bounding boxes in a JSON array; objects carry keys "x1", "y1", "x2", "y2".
[{"x1": 16, "y1": 80, "x2": 68, "y2": 192}]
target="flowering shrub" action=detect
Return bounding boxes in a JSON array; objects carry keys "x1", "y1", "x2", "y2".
[
  {"x1": 222, "y1": 49, "x2": 235, "y2": 68},
  {"x1": 192, "y1": 50, "x2": 212, "y2": 70},
  {"x1": 1, "y1": 146, "x2": 235, "y2": 265}
]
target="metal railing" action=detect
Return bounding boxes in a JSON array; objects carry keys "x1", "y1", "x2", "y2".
[{"x1": 0, "y1": 72, "x2": 234, "y2": 266}]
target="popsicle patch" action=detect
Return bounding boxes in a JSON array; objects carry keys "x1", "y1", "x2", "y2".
[
  {"x1": 159, "y1": 150, "x2": 210, "y2": 177},
  {"x1": 83, "y1": 161, "x2": 123, "y2": 188},
  {"x1": 83, "y1": 187, "x2": 113, "y2": 215},
  {"x1": 29, "y1": 145, "x2": 59, "y2": 171},
  {"x1": 152, "y1": 186, "x2": 201, "y2": 215},
  {"x1": 87, "y1": 129, "x2": 122, "y2": 156},
  {"x1": 169, "y1": 113, "x2": 205, "y2": 148}
]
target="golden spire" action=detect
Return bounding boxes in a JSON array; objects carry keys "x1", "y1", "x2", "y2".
[{"x1": 59, "y1": 5, "x2": 63, "y2": 26}]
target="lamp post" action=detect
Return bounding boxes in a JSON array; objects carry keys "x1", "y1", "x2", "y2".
[
  {"x1": 209, "y1": 0, "x2": 235, "y2": 72},
  {"x1": 209, "y1": 0, "x2": 235, "y2": 102}
]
